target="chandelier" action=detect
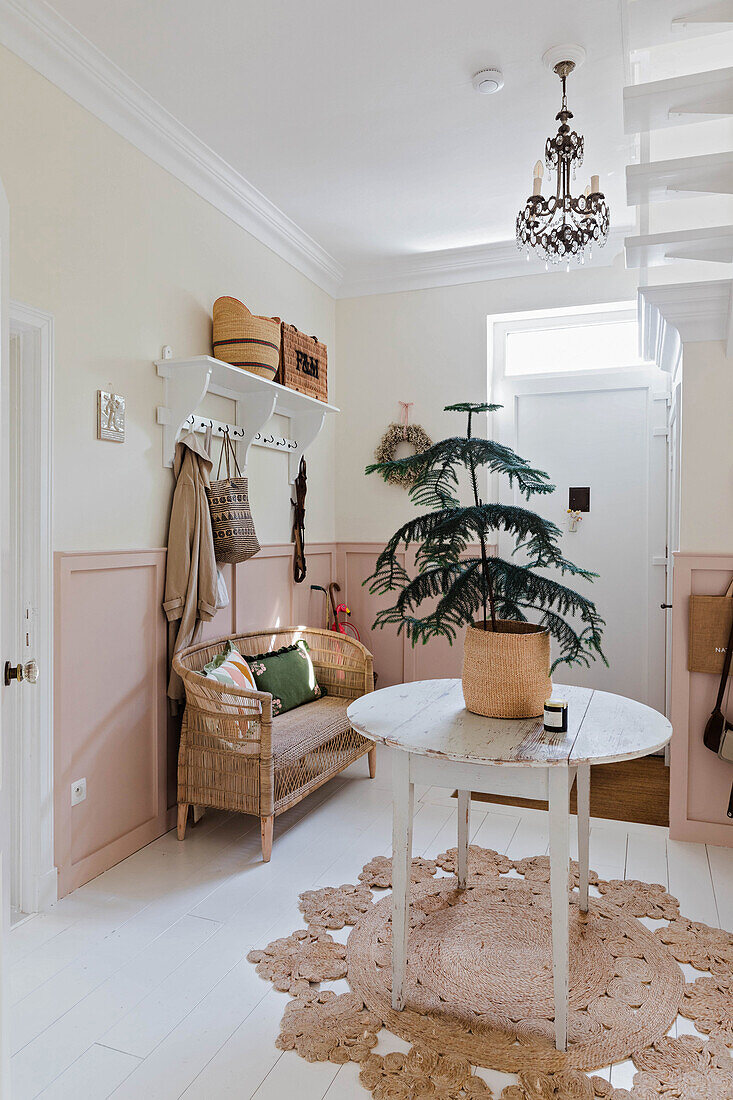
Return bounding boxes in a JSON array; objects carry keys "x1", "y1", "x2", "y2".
[{"x1": 516, "y1": 55, "x2": 610, "y2": 267}]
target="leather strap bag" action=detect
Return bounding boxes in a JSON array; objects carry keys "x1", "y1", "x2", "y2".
[
  {"x1": 291, "y1": 456, "x2": 307, "y2": 584},
  {"x1": 206, "y1": 431, "x2": 260, "y2": 565}
]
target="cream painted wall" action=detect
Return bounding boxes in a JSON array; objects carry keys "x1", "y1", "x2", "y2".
[
  {"x1": 334, "y1": 262, "x2": 640, "y2": 542},
  {"x1": 679, "y1": 340, "x2": 733, "y2": 555},
  {"x1": 0, "y1": 47, "x2": 337, "y2": 551}
]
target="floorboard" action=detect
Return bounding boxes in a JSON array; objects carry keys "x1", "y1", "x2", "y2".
[{"x1": 8, "y1": 745, "x2": 725, "y2": 1099}]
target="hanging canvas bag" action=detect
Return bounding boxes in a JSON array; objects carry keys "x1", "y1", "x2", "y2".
[
  {"x1": 206, "y1": 431, "x2": 260, "y2": 565},
  {"x1": 688, "y1": 578, "x2": 733, "y2": 674}
]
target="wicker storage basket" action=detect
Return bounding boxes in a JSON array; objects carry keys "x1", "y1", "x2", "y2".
[
  {"x1": 212, "y1": 297, "x2": 281, "y2": 380},
  {"x1": 280, "y1": 324, "x2": 328, "y2": 402},
  {"x1": 462, "y1": 620, "x2": 551, "y2": 719}
]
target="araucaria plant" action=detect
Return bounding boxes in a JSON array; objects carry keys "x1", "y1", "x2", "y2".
[{"x1": 365, "y1": 402, "x2": 605, "y2": 671}]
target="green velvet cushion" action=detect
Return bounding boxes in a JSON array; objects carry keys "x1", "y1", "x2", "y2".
[{"x1": 248, "y1": 640, "x2": 323, "y2": 717}]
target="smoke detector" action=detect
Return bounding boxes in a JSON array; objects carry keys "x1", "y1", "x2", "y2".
[{"x1": 472, "y1": 69, "x2": 504, "y2": 95}]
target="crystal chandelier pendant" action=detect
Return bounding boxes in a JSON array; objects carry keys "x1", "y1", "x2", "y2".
[{"x1": 515, "y1": 54, "x2": 610, "y2": 268}]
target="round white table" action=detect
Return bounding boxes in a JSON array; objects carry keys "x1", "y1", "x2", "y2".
[{"x1": 347, "y1": 679, "x2": 671, "y2": 1053}]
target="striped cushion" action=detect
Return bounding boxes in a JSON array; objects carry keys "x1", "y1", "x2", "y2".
[{"x1": 202, "y1": 641, "x2": 256, "y2": 691}]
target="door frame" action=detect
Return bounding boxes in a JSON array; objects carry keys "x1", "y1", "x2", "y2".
[
  {"x1": 665, "y1": 378, "x2": 681, "y2": 719},
  {"x1": 8, "y1": 301, "x2": 55, "y2": 916},
  {"x1": 0, "y1": 173, "x2": 9, "y2": 1098}
]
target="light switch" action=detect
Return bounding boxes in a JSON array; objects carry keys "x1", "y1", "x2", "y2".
[{"x1": 569, "y1": 487, "x2": 590, "y2": 513}]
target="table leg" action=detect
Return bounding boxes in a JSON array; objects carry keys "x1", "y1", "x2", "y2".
[
  {"x1": 577, "y1": 763, "x2": 591, "y2": 914},
  {"x1": 392, "y1": 751, "x2": 414, "y2": 1011},
  {"x1": 549, "y1": 766, "x2": 570, "y2": 1052},
  {"x1": 457, "y1": 790, "x2": 470, "y2": 889}
]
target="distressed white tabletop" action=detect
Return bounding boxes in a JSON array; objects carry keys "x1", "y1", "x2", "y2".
[{"x1": 347, "y1": 679, "x2": 671, "y2": 768}]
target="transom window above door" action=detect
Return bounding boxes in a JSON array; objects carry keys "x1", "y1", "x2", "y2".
[{"x1": 505, "y1": 311, "x2": 648, "y2": 377}]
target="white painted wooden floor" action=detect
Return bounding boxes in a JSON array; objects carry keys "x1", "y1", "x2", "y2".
[{"x1": 9, "y1": 745, "x2": 732, "y2": 1099}]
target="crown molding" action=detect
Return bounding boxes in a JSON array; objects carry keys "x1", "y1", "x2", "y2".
[
  {"x1": 638, "y1": 278, "x2": 733, "y2": 372},
  {"x1": 338, "y1": 226, "x2": 630, "y2": 299},
  {"x1": 0, "y1": 0, "x2": 636, "y2": 301},
  {"x1": 0, "y1": 0, "x2": 344, "y2": 296}
]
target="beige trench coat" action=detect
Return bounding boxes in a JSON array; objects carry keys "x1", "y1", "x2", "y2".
[{"x1": 164, "y1": 431, "x2": 218, "y2": 702}]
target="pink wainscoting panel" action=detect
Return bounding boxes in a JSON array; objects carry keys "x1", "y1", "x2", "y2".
[
  {"x1": 193, "y1": 547, "x2": 337, "y2": 653},
  {"x1": 233, "y1": 543, "x2": 337, "y2": 640},
  {"x1": 336, "y1": 543, "x2": 483, "y2": 688},
  {"x1": 54, "y1": 551, "x2": 169, "y2": 897},
  {"x1": 670, "y1": 553, "x2": 733, "y2": 846},
  {"x1": 412, "y1": 628, "x2": 468, "y2": 683},
  {"x1": 236, "y1": 546, "x2": 294, "y2": 637},
  {"x1": 54, "y1": 540, "x2": 490, "y2": 895},
  {"x1": 292, "y1": 547, "x2": 338, "y2": 629},
  {"x1": 54, "y1": 543, "x2": 340, "y2": 896},
  {"x1": 338, "y1": 544, "x2": 407, "y2": 687},
  {"x1": 199, "y1": 562, "x2": 237, "y2": 642}
]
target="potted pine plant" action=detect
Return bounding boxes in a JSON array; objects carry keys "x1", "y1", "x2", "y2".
[{"x1": 365, "y1": 402, "x2": 606, "y2": 718}]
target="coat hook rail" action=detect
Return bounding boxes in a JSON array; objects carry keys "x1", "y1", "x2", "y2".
[{"x1": 182, "y1": 415, "x2": 297, "y2": 453}]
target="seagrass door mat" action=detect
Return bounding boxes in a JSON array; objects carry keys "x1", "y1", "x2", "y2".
[{"x1": 458, "y1": 757, "x2": 670, "y2": 828}]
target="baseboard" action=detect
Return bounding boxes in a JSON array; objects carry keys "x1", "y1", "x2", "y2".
[
  {"x1": 58, "y1": 813, "x2": 170, "y2": 897},
  {"x1": 34, "y1": 865, "x2": 58, "y2": 911}
]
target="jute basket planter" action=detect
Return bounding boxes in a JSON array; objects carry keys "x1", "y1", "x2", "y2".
[{"x1": 462, "y1": 619, "x2": 552, "y2": 719}]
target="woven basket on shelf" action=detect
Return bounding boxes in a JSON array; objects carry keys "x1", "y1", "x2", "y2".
[
  {"x1": 212, "y1": 296, "x2": 281, "y2": 380},
  {"x1": 279, "y1": 324, "x2": 328, "y2": 402},
  {"x1": 462, "y1": 619, "x2": 551, "y2": 719}
]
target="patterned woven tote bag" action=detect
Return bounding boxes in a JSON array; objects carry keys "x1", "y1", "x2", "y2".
[{"x1": 206, "y1": 431, "x2": 260, "y2": 564}]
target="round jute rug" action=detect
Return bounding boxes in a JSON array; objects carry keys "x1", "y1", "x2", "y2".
[
  {"x1": 246, "y1": 846, "x2": 733, "y2": 1100},
  {"x1": 346, "y1": 878, "x2": 682, "y2": 1073}
]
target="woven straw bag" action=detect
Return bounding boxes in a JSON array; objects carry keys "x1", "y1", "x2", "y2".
[
  {"x1": 206, "y1": 432, "x2": 260, "y2": 565},
  {"x1": 462, "y1": 620, "x2": 551, "y2": 718},
  {"x1": 212, "y1": 297, "x2": 281, "y2": 380}
]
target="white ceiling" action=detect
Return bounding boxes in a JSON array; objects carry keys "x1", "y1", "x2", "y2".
[{"x1": 42, "y1": 0, "x2": 635, "y2": 279}]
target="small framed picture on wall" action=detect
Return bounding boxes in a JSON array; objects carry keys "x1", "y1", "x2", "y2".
[{"x1": 97, "y1": 389, "x2": 126, "y2": 443}]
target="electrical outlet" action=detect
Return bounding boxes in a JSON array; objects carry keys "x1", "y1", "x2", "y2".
[{"x1": 71, "y1": 778, "x2": 86, "y2": 806}]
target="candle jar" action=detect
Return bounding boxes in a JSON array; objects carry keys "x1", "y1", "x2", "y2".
[{"x1": 544, "y1": 698, "x2": 568, "y2": 734}]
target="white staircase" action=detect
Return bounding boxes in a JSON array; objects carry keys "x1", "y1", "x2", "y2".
[
  {"x1": 626, "y1": 151, "x2": 733, "y2": 203},
  {"x1": 624, "y1": 66, "x2": 733, "y2": 132},
  {"x1": 623, "y1": 2, "x2": 733, "y2": 364},
  {"x1": 627, "y1": 0, "x2": 733, "y2": 49}
]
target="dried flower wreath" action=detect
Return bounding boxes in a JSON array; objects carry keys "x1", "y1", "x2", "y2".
[{"x1": 373, "y1": 422, "x2": 433, "y2": 488}]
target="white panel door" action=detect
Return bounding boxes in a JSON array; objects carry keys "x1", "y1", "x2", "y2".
[
  {"x1": 508, "y1": 379, "x2": 667, "y2": 711},
  {"x1": 0, "y1": 175, "x2": 11, "y2": 1094}
]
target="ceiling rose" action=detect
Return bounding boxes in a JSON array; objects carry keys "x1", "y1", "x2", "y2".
[{"x1": 516, "y1": 46, "x2": 610, "y2": 269}]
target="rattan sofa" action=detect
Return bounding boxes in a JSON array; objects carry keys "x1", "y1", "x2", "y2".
[{"x1": 172, "y1": 627, "x2": 375, "y2": 861}]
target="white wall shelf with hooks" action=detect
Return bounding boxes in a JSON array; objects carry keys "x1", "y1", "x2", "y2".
[{"x1": 155, "y1": 354, "x2": 338, "y2": 481}]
